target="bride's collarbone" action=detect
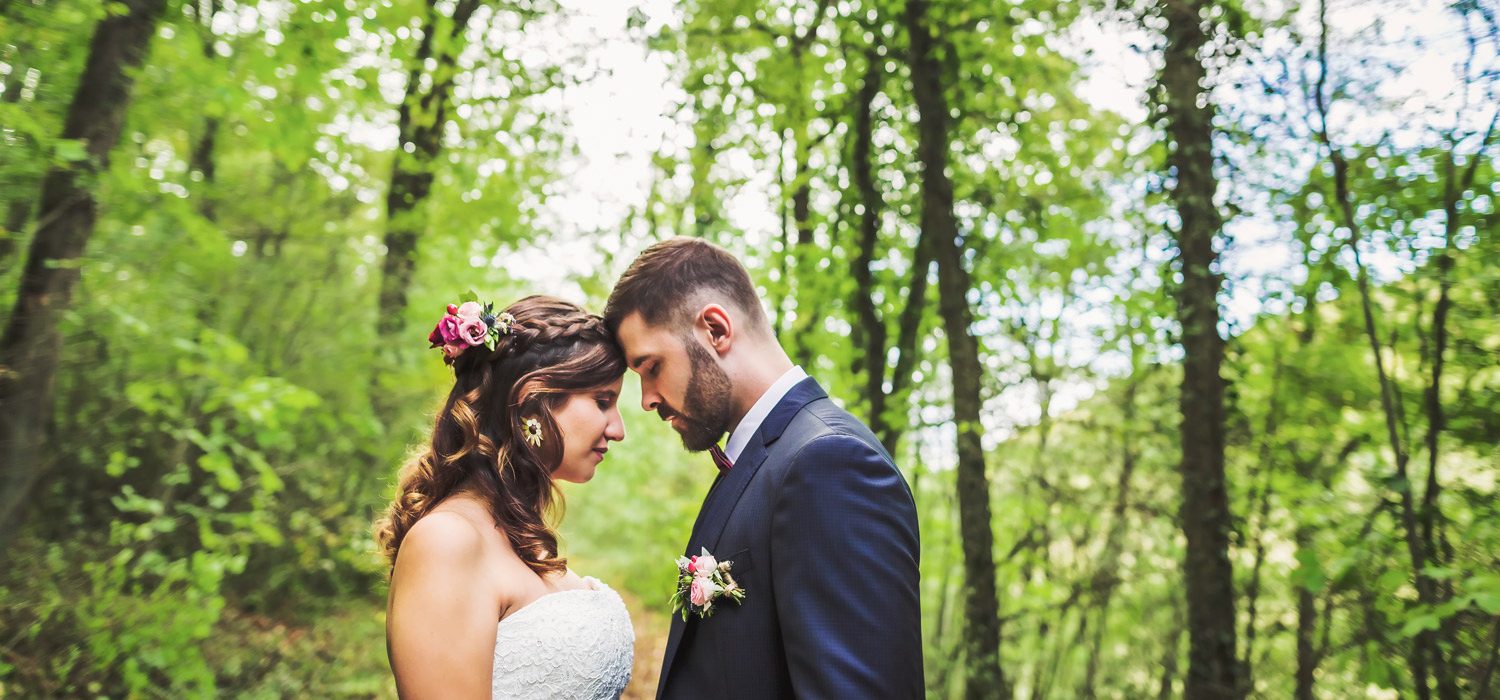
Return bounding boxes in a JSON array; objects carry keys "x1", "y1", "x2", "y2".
[
  {"x1": 419, "y1": 502, "x2": 591, "y2": 615},
  {"x1": 497, "y1": 568, "x2": 593, "y2": 622}
]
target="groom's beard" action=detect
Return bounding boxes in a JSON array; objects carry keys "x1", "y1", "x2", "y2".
[{"x1": 658, "y1": 339, "x2": 734, "y2": 452}]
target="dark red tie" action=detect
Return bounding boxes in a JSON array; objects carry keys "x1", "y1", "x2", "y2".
[{"x1": 709, "y1": 444, "x2": 733, "y2": 473}]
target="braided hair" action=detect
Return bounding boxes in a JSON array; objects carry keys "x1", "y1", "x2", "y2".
[{"x1": 375, "y1": 295, "x2": 625, "y2": 574}]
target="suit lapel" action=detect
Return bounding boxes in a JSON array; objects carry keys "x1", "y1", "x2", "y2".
[
  {"x1": 691, "y1": 376, "x2": 825, "y2": 555},
  {"x1": 656, "y1": 377, "x2": 827, "y2": 696}
]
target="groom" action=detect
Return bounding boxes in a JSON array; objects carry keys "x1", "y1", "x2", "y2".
[{"x1": 605, "y1": 238, "x2": 923, "y2": 699}]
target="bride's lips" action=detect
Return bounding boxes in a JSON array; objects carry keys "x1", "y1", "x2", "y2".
[{"x1": 592, "y1": 447, "x2": 608, "y2": 459}]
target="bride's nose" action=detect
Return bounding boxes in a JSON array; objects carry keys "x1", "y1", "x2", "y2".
[{"x1": 605, "y1": 409, "x2": 625, "y2": 442}]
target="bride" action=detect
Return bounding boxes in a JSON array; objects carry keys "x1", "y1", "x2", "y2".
[{"x1": 376, "y1": 295, "x2": 634, "y2": 699}]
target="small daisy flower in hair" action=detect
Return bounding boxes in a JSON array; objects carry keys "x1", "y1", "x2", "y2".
[{"x1": 521, "y1": 417, "x2": 544, "y2": 447}]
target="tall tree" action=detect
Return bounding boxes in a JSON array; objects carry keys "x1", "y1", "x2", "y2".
[
  {"x1": 844, "y1": 25, "x2": 930, "y2": 456},
  {"x1": 1301, "y1": 1, "x2": 1495, "y2": 695},
  {"x1": 905, "y1": 0, "x2": 1006, "y2": 695},
  {"x1": 187, "y1": 0, "x2": 220, "y2": 221},
  {"x1": 376, "y1": 0, "x2": 483, "y2": 342},
  {"x1": 1155, "y1": 0, "x2": 1240, "y2": 696},
  {"x1": 0, "y1": 0, "x2": 168, "y2": 552}
]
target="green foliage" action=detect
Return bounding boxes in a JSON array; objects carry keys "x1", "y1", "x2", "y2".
[{"x1": 1, "y1": 0, "x2": 1495, "y2": 697}]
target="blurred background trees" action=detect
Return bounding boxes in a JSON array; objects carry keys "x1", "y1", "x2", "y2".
[{"x1": 0, "y1": 0, "x2": 1494, "y2": 697}]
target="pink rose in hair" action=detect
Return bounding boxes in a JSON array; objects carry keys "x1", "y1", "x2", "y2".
[
  {"x1": 457, "y1": 318, "x2": 488, "y2": 346},
  {"x1": 442, "y1": 342, "x2": 466, "y2": 359},
  {"x1": 455, "y1": 301, "x2": 484, "y2": 322},
  {"x1": 437, "y1": 315, "x2": 463, "y2": 345}
]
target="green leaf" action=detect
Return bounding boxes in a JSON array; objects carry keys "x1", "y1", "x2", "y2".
[
  {"x1": 1399, "y1": 611, "x2": 1442, "y2": 638},
  {"x1": 1475, "y1": 592, "x2": 1500, "y2": 615},
  {"x1": 1467, "y1": 574, "x2": 1500, "y2": 614},
  {"x1": 196, "y1": 452, "x2": 242, "y2": 491},
  {"x1": 55, "y1": 139, "x2": 89, "y2": 162},
  {"x1": 1292, "y1": 548, "x2": 1327, "y2": 593}
]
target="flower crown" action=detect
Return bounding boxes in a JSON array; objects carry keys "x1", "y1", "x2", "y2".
[{"x1": 427, "y1": 294, "x2": 515, "y2": 363}]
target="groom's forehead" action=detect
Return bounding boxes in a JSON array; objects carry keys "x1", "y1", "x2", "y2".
[{"x1": 617, "y1": 312, "x2": 679, "y2": 364}]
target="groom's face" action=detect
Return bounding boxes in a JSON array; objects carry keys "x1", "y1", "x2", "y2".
[{"x1": 615, "y1": 311, "x2": 734, "y2": 452}]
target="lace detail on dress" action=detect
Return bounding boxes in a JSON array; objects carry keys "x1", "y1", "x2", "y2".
[{"x1": 491, "y1": 576, "x2": 634, "y2": 699}]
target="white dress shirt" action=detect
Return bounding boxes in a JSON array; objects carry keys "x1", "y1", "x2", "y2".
[{"x1": 723, "y1": 366, "x2": 809, "y2": 463}]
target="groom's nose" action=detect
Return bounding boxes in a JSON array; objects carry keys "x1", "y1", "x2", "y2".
[{"x1": 639, "y1": 380, "x2": 660, "y2": 412}]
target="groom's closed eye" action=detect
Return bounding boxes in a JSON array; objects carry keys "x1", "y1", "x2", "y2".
[{"x1": 628, "y1": 353, "x2": 659, "y2": 374}]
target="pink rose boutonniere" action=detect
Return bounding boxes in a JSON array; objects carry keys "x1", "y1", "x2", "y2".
[{"x1": 671, "y1": 547, "x2": 746, "y2": 620}]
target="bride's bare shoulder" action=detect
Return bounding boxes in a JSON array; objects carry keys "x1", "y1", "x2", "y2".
[{"x1": 392, "y1": 509, "x2": 488, "y2": 573}]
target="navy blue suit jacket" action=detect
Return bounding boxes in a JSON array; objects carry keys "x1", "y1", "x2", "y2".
[{"x1": 656, "y1": 377, "x2": 923, "y2": 699}]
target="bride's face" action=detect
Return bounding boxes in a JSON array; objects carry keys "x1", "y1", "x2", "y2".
[{"x1": 549, "y1": 377, "x2": 626, "y2": 484}]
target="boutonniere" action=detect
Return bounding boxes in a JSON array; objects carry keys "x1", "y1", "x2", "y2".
[{"x1": 670, "y1": 547, "x2": 746, "y2": 620}]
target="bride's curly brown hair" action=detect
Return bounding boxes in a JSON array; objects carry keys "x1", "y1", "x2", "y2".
[{"x1": 374, "y1": 295, "x2": 625, "y2": 576}]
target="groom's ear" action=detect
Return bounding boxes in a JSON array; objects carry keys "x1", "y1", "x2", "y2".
[{"x1": 699, "y1": 304, "x2": 733, "y2": 356}]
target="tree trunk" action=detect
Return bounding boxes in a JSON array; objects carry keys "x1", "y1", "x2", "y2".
[
  {"x1": 905, "y1": 0, "x2": 1006, "y2": 696},
  {"x1": 846, "y1": 38, "x2": 929, "y2": 457},
  {"x1": 841, "y1": 24, "x2": 932, "y2": 457},
  {"x1": 1160, "y1": 620, "x2": 1185, "y2": 700},
  {"x1": 1308, "y1": 1, "x2": 1456, "y2": 694},
  {"x1": 1477, "y1": 616, "x2": 1500, "y2": 700},
  {"x1": 688, "y1": 105, "x2": 720, "y2": 240},
  {"x1": 376, "y1": 0, "x2": 482, "y2": 340},
  {"x1": 1241, "y1": 351, "x2": 1285, "y2": 686},
  {"x1": 1294, "y1": 522, "x2": 1318, "y2": 700},
  {"x1": 774, "y1": 129, "x2": 791, "y2": 339},
  {"x1": 0, "y1": 0, "x2": 167, "y2": 552},
  {"x1": 1157, "y1": 0, "x2": 1240, "y2": 697},
  {"x1": 849, "y1": 42, "x2": 886, "y2": 432},
  {"x1": 1422, "y1": 109, "x2": 1494, "y2": 700},
  {"x1": 1083, "y1": 353, "x2": 1144, "y2": 698},
  {"x1": 189, "y1": 0, "x2": 219, "y2": 221},
  {"x1": 788, "y1": 136, "x2": 821, "y2": 369},
  {"x1": 878, "y1": 233, "x2": 931, "y2": 455},
  {"x1": 786, "y1": 37, "x2": 825, "y2": 369}
]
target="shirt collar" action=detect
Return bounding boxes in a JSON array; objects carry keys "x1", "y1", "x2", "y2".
[{"x1": 724, "y1": 366, "x2": 809, "y2": 463}]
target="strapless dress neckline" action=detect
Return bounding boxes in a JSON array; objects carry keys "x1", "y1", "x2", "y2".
[{"x1": 491, "y1": 574, "x2": 634, "y2": 699}]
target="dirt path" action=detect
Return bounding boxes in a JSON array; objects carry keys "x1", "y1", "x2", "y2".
[{"x1": 621, "y1": 593, "x2": 672, "y2": 699}]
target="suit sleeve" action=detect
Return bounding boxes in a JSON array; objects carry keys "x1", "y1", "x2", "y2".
[{"x1": 770, "y1": 433, "x2": 924, "y2": 699}]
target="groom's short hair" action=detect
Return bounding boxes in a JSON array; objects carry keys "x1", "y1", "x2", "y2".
[{"x1": 605, "y1": 237, "x2": 769, "y2": 335}]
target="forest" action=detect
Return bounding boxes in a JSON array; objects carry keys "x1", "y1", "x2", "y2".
[{"x1": 0, "y1": 0, "x2": 1496, "y2": 697}]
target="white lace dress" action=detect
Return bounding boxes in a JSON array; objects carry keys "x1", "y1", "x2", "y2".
[{"x1": 491, "y1": 575, "x2": 634, "y2": 699}]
